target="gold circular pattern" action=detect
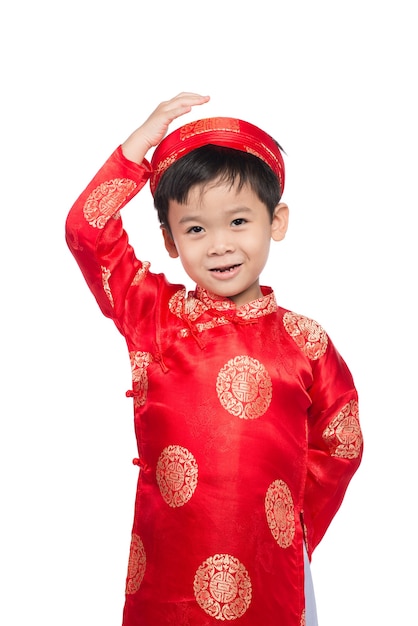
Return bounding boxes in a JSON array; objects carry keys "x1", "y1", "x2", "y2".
[
  {"x1": 129, "y1": 351, "x2": 153, "y2": 408},
  {"x1": 283, "y1": 312, "x2": 328, "y2": 360},
  {"x1": 216, "y1": 356, "x2": 272, "y2": 419},
  {"x1": 125, "y1": 533, "x2": 146, "y2": 594},
  {"x1": 265, "y1": 479, "x2": 295, "y2": 548},
  {"x1": 322, "y1": 399, "x2": 362, "y2": 459},
  {"x1": 194, "y1": 553, "x2": 252, "y2": 620},
  {"x1": 156, "y1": 445, "x2": 198, "y2": 507},
  {"x1": 83, "y1": 178, "x2": 137, "y2": 229}
]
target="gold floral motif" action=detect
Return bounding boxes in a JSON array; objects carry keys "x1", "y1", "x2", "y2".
[
  {"x1": 194, "y1": 553, "x2": 252, "y2": 621},
  {"x1": 178, "y1": 318, "x2": 231, "y2": 337},
  {"x1": 265, "y1": 479, "x2": 295, "y2": 548},
  {"x1": 101, "y1": 266, "x2": 114, "y2": 306},
  {"x1": 217, "y1": 356, "x2": 272, "y2": 419},
  {"x1": 323, "y1": 399, "x2": 362, "y2": 459},
  {"x1": 180, "y1": 118, "x2": 241, "y2": 141},
  {"x1": 170, "y1": 288, "x2": 277, "y2": 338},
  {"x1": 125, "y1": 533, "x2": 146, "y2": 594},
  {"x1": 168, "y1": 289, "x2": 185, "y2": 317},
  {"x1": 151, "y1": 155, "x2": 178, "y2": 188},
  {"x1": 129, "y1": 351, "x2": 153, "y2": 408},
  {"x1": 169, "y1": 289, "x2": 208, "y2": 321},
  {"x1": 196, "y1": 286, "x2": 277, "y2": 319},
  {"x1": 283, "y1": 312, "x2": 328, "y2": 360},
  {"x1": 131, "y1": 261, "x2": 150, "y2": 286},
  {"x1": 235, "y1": 294, "x2": 277, "y2": 319},
  {"x1": 156, "y1": 445, "x2": 198, "y2": 507},
  {"x1": 83, "y1": 178, "x2": 137, "y2": 229}
]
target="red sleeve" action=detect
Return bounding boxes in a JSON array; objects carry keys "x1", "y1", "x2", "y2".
[
  {"x1": 65, "y1": 146, "x2": 152, "y2": 326},
  {"x1": 303, "y1": 337, "x2": 363, "y2": 557}
]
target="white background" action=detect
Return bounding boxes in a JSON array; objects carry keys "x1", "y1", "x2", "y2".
[{"x1": 1, "y1": 1, "x2": 416, "y2": 624}]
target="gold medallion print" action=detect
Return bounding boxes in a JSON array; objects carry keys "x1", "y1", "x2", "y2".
[
  {"x1": 125, "y1": 533, "x2": 146, "y2": 594},
  {"x1": 323, "y1": 399, "x2": 362, "y2": 459},
  {"x1": 283, "y1": 312, "x2": 328, "y2": 360},
  {"x1": 216, "y1": 356, "x2": 272, "y2": 419},
  {"x1": 83, "y1": 178, "x2": 137, "y2": 228},
  {"x1": 156, "y1": 445, "x2": 198, "y2": 507},
  {"x1": 194, "y1": 554, "x2": 252, "y2": 620},
  {"x1": 265, "y1": 479, "x2": 295, "y2": 548},
  {"x1": 129, "y1": 351, "x2": 153, "y2": 408}
]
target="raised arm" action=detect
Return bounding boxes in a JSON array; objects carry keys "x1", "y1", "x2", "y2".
[
  {"x1": 65, "y1": 93, "x2": 210, "y2": 323},
  {"x1": 122, "y1": 92, "x2": 210, "y2": 163}
]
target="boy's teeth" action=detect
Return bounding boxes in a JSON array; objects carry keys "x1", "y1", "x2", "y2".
[{"x1": 213, "y1": 265, "x2": 237, "y2": 273}]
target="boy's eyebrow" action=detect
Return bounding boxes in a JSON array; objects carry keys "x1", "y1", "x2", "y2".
[
  {"x1": 178, "y1": 206, "x2": 253, "y2": 224},
  {"x1": 178, "y1": 214, "x2": 203, "y2": 225}
]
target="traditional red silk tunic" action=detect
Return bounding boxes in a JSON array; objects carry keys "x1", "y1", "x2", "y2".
[{"x1": 66, "y1": 147, "x2": 363, "y2": 626}]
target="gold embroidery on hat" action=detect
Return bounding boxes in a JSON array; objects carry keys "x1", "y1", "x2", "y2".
[
  {"x1": 245, "y1": 145, "x2": 282, "y2": 172},
  {"x1": 156, "y1": 445, "x2": 198, "y2": 507},
  {"x1": 125, "y1": 533, "x2": 146, "y2": 594},
  {"x1": 217, "y1": 356, "x2": 272, "y2": 419},
  {"x1": 323, "y1": 399, "x2": 362, "y2": 459},
  {"x1": 83, "y1": 179, "x2": 137, "y2": 228},
  {"x1": 194, "y1": 553, "x2": 252, "y2": 620},
  {"x1": 283, "y1": 312, "x2": 328, "y2": 360},
  {"x1": 129, "y1": 351, "x2": 153, "y2": 408},
  {"x1": 265, "y1": 479, "x2": 295, "y2": 548},
  {"x1": 151, "y1": 155, "x2": 178, "y2": 189},
  {"x1": 101, "y1": 266, "x2": 114, "y2": 307},
  {"x1": 180, "y1": 118, "x2": 241, "y2": 141}
]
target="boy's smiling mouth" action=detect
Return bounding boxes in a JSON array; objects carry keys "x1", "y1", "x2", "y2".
[{"x1": 210, "y1": 263, "x2": 242, "y2": 273}]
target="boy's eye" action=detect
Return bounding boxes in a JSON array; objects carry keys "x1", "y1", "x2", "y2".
[
  {"x1": 231, "y1": 218, "x2": 247, "y2": 226},
  {"x1": 187, "y1": 226, "x2": 204, "y2": 234}
]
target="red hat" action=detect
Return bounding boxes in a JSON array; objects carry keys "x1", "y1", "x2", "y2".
[{"x1": 150, "y1": 117, "x2": 285, "y2": 196}]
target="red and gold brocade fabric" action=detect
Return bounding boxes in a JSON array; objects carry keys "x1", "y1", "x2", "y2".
[{"x1": 65, "y1": 147, "x2": 363, "y2": 626}]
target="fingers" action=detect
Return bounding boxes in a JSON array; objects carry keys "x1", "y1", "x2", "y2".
[
  {"x1": 141, "y1": 92, "x2": 210, "y2": 149},
  {"x1": 154, "y1": 92, "x2": 210, "y2": 125},
  {"x1": 122, "y1": 92, "x2": 210, "y2": 164}
]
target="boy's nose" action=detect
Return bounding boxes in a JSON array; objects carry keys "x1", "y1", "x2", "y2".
[{"x1": 207, "y1": 238, "x2": 235, "y2": 256}]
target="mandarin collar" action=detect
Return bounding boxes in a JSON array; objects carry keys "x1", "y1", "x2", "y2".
[{"x1": 192, "y1": 285, "x2": 277, "y2": 319}]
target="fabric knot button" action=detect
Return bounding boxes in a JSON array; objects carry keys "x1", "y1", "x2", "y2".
[{"x1": 132, "y1": 458, "x2": 147, "y2": 470}]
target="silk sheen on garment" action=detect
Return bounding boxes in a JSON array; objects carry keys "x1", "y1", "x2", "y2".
[{"x1": 65, "y1": 147, "x2": 362, "y2": 626}]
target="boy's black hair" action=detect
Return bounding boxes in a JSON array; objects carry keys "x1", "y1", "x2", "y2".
[{"x1": 153, "y1": 144, "x2": 283, "y2": 230}]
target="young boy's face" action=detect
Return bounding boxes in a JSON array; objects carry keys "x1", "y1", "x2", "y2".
[{"x1": 162, "y1": 179, "x2": 288, "y2": 306}]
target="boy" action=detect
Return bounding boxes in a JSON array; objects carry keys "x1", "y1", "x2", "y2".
[{"x1": 66, "y1": 92, "x2": 362, "y2": 626}]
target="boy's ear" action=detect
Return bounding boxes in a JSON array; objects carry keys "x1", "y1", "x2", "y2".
[
  {"x1": 271, "y1": 202, "x2": 289, "y2": 242},
  {"x1": 161, "y1": 225, "x2": 179, "y2": 258}
]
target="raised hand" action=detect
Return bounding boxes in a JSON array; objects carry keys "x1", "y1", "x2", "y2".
[{"x1": 122, "y1": 92, "x2": 210, "y2": 164}]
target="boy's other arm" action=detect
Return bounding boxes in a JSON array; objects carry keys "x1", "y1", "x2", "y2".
[{"x1": 303, "y1": 340, "x2": 363, "y2": 557}]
